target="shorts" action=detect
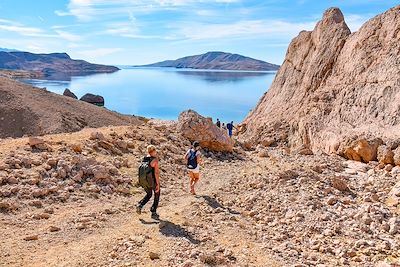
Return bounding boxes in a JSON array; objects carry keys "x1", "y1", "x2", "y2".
[{"x1": 188, "y1": 171, "x2": 200, "y2": 182}]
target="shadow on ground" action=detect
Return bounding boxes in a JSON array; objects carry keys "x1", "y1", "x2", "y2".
[
  {"x1": 201, "y1": 195, "x2": 240, "y2": 215},
  {"x1": 158, "y1": 220, "x2": 200, "y2": 245}
]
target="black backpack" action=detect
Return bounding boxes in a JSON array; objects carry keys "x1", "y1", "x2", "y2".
[
  {"x1": 187, "y1": 150, "x2": 198, "y2": 169},
  {"x1": 138, "y1": 157, "x2": 155, "y2": 189}
]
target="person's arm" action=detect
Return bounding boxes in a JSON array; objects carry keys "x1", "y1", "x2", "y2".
[
  {"x1": 183, "y1": 150, "x2": 189, "y2": 160},
  {"x1": 152, "y1": 159, "x2": 160, "y2": 193}
]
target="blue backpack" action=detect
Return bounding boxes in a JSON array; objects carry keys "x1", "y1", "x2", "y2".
[{"x1": 187, "y1": 150, "x2": 198, "y2": 169}]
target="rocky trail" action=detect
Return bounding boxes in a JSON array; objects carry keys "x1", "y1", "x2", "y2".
[{"x1": 0, "y1": 122, "x2": 399, "y2": 266}]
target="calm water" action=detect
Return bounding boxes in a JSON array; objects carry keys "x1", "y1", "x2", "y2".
[{"x1": 21, "y1": 67, "x2": 276, "y2": 123}]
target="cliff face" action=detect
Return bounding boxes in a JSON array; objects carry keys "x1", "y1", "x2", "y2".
[
  {"x1": 142, "y1": 51, "x2": 280, "y2": 71},
  {"x1": 242, "y1": 6, "x2": 400, "y2": 156},
  {"x1": 0, "y1": 51, "x2": 119, "y2": 77}
]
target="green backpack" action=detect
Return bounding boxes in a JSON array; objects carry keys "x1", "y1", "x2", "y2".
[{"x1": 138, "y1": 156, "x2": 155, "y2": 189}]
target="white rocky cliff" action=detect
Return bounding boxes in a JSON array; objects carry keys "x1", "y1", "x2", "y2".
[{"x1": 241, "y1": 6, "x2": 400, "y2": 162}]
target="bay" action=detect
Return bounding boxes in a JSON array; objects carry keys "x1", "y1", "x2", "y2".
[{"x1": 21, "y1": 67, "x2": 276, "y2": 123}]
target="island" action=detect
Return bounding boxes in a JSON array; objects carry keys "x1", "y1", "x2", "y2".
[
  {"x1": 0, "y1": 51, "x2": 119, "y2": 78},
  {"x1": 137, "y1": 51, "x2": 280, "y2": 71}
]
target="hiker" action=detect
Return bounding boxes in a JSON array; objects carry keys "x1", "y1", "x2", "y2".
[
  {"x1": 137, "y1": 145, "x2": 160, "y2": 219},
  {"x1": 184, "y1": 141, "x2": 202, "y2": 195},
  {"x1": 226, "y1": 121, "x2": 235, "y2": 137},
  {"x1": 222, "y1": 122, "x2": 226, "y2": 130},
  {"x1": 216, "y1": 118, "x2": 221, "y2": 128}
]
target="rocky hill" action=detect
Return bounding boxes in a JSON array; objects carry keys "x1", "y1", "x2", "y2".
[
  {"x1": 140, "y1": 51, "x2": 280, "y2": 71},
  {"x1": 241, "y1": 6, "x2": 400, "y2": 162},
  {"x1": 0, "y1": 76, "x2": 140, "y2": 138},
  {"x1": 0, "y1": 51, "x2": 119, "y2": 77}
]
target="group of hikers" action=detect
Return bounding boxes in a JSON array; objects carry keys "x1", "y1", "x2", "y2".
[
  {"x1": 136, "y1": 141, "x2": 202, "y2": 220},
  {"x1": 215, "y1": 118, "x2": 235, "y2": 137}
]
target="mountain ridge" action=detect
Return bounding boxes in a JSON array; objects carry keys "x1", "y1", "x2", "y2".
[
  {"x1": 139, "y1": 51, "x2": 280, "y2": 71},
  {"x1": 0, "y1": 51, "x2": 119, "y2": 78}
]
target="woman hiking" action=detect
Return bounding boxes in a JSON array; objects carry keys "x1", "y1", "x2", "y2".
[
  {"x1": 136, "y1": 145, "x2": 160, "y2": 219},
  {"x1": 184, "y1": 141, "x2": 202, "y2": 195}
]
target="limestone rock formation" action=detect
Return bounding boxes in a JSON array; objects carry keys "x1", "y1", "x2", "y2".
[
  {"x1": 241, "y1": 6, "x2": 400, "y2": 162},
  {"x1": 63, "y1": 88, "x2": 78, "y2": 99},
  {"x1": 177, "y1": 110, "x2": 233, "y2": 152},
  {"x1": 80, "y1": 93, "x2": 105, "y2": 107}
]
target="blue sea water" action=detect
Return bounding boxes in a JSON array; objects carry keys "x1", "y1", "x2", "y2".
[{"x1": 21, "y1": 67, "x2": 276, "y2": 124}]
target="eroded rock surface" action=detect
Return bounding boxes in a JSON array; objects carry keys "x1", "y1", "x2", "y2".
[{"x1": 241, "y1": 6, "x2": 400, "y2": 162}]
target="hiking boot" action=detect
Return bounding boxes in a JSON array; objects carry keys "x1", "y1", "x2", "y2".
[
  {"x1": 136, "y1": 205, "x2": 142, "y2": 215},
  {"x1": 151, "y1": 212, "x2": 160, "y2": 220}
]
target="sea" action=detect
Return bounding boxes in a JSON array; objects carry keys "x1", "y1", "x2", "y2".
[{"x1": 21, "y1": 67, "x2": 276, "y2": 124}]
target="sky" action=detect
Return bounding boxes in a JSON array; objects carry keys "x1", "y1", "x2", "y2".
[{"x1": 0, "y1": 0, "x2": 398, "y2": 65}]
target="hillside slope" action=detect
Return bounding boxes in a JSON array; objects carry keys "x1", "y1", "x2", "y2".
[
  {"x1": 0, "y1": 51, "x2": 119, "y2": 77},
  {"x1": 0, "y1": 76, "x2": 140, "y2": 138},
  {"x1": 141, "y1": 51, "x2": 280, "y2": 71},
  {"x1": 241, "y1": 6, "x2": 400, "y2": 157}
]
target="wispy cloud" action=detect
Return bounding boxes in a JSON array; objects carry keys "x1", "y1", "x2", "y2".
[
  {"x1": 77, "y1": 47, "x2": 124, "y2": 58},
  {"x1": 55, "y1": 30, "x2": 82, "y2": 42},
  {"x1": 175, "y1": 19, "x2": 316, "y2": 41},
  {"x1": 56, "y1": 0, "x2": 241, "y2": 21}
]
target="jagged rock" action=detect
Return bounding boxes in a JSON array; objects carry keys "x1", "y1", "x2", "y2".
[
  {"x1": 149, "y1": 252, "x2": 160, "y2": 260},
  {"x1": 377, "y1": 145, "x2": 395, "y2": 165},
  {"x1": 177, "y1": 110, "x2": 233, "y2": 152},
  {"x1": 80, "y1": 93, "x2": 104, "y2": 107},
  {"x1": 241, "y1": 6, "x2": 400, "y2": 157},
  {"x1": 340, "y1": 138, "x2": 383, "y2": 163},
  {"x1": 63, "y1": 88, "x2": 77, "y2": 99},
  {"x1": 386, "y1": 180, "x2": 400, "y2": 207},
  {"x1": 393, "y1": 147, "x2": 400, "y2": 166}
]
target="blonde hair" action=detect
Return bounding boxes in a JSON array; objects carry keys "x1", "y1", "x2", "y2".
[{"x1": 147, "y1": 145, "x2": 156, "y2": 154}]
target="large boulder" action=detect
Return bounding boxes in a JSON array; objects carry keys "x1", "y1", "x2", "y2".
[
  {"x1": 63, "y1": 88, "x2": 77, "y2": 99},
  {"x1": 80, "y1": 93, "x2": 104, "y2": 107},
  {"x1": 177, "y1": 110, "x2": 233, "y2": 152},
  {"x1": 339, "y1": 138, "x2": 383, "y2": 163}
]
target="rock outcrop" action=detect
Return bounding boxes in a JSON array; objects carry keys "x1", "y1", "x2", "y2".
[
  {"x1": 177, "y1": 110, "x2": 233, "y2": 152},
  {"x1": 241, "y1": 6, "x2": 400, "y2": 162},
  {"x1": 80, "y1": 93, "x2": 104, "y2": 107},
  {"x1": 63, "y1": 88, "x2": 78, "y2": 99}
]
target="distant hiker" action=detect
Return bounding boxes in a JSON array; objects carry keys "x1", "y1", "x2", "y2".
[
  {"x1": 222, "y1": 123, "x2": 227, "y2": 130},
  {"x1": 184, "y1": 141, "x2": 202, "y2": 195},
  {"x1": 216, "y1": 118, "x2": 221, "y2": 128},
  {"x1": 137, "y1": 145, "x2": 160, "y2": 219},
  {"x1": 226, "y1": 121, "x2": 235, "y2": 137}
]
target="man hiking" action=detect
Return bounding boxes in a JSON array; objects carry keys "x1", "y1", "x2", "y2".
[
  {"x1": 226, "y1": 121, "x2": 235, "y2": 138},
  {"x1": 137, "y1": 145, "x2": 160, "y2": 219},
  {"x1": 216, "y1": 118, "x2": 221, "y2": 128},
  {"x1": 184, "y1": 141, "x2": 202, "y2": 195}
]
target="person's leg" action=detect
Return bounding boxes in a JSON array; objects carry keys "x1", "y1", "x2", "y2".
[
  {"x1": 188, "y1": 172, "x2": 195, "y2": 193},
  {"x1": 150, "y1": 188, "x2": 160, "y2": 213},
  {"x1": 191, "y1": 173, "x2": 200, "y2": 194},
  {"x1": 137, "y1": 188, "x2": 152, "y2": 213}
]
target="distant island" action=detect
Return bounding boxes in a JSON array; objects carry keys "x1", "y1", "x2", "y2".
[
  {"x1": 0, "y1": 51, "x2": 119, "y2": 78},
  {"x1": 138, "y1": 51, "x2": 280, "y2": 71}
]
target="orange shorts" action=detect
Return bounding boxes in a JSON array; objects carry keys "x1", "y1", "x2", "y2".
[{"x1": 188, "y1": 171, "x2": 200, "y2": 182}]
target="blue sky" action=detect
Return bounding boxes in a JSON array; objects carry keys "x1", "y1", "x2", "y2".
[{"x1": 0, "y1": 0, "x2": 398, "y2": 65}]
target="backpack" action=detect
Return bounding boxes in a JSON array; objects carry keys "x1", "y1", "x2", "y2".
[
  {"x1": 138, "y1": 157, "x2": 155, "y2": 189},
  {"x1": 187, "y1": 150, "x2": 198, "y2": 169}
]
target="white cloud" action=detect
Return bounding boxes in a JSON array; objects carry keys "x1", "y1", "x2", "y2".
[
  {"x1": 55, "y1": 30, "x2": 82, "y2": 42},
  {"x1": 56, "y1": 0, "x2": 241, "y2": 21},
  {"x1": 175, "y1": 19, "x2": 316, "y2": 41},
  {"x1": 77, "y1": 47, "x2": 124, "y2": 58}
]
